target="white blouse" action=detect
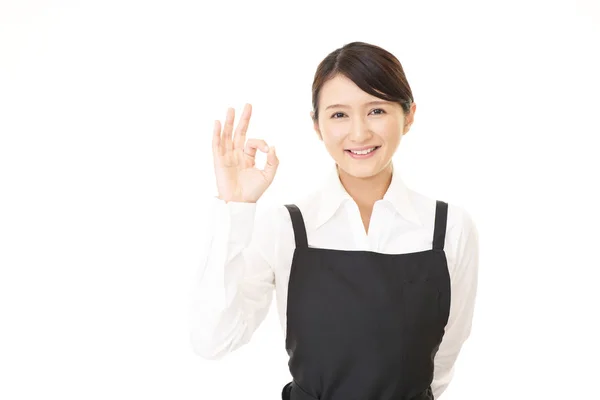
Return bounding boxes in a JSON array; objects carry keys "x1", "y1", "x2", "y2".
[{"x1": 189, "y1": 163, "x2": 479, "y2": 399}]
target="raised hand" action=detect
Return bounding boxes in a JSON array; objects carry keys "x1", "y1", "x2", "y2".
[{"x1": 212, "y1": 103, "x2": 279, "y2": 203}]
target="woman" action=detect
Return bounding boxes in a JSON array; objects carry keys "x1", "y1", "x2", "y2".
[{"x1": 190, "y1": 41, "x2": 479, "y2": 400}]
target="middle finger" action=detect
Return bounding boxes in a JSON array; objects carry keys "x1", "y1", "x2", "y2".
[
  {"x1": 233, "y1": 103, "x2": 252, "y2": 150},
  {"x1": 222, "y1": 107, "x2": 235, "y2": 152}
]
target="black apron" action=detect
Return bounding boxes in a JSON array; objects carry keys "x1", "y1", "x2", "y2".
[{"x1": 280, "y1": 200, "x2": 451, "y2": 400}]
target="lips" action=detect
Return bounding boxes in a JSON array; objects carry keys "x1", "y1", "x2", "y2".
[
  {"x1": 345, "y1": 146, "x2": 381, "y2": 155},
  {"x1": 345, "y1": 146, "x2": 381, "y2": 159}
]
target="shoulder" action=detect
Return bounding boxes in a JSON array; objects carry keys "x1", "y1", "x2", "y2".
[
  {"x1": 442, "y1": 200, "x2": 479, "y2": 280},
  {"x1": 251, "y1": 190, "x2": 321, "y2": 267},
  {"x1": 408, "y1": 189, "x2": 477, "y2": 239},
  {"x1": 254, "y1": 189, "x2": 321, "y2": 238},
  {"x1": 409, "y1": 189, "x2": 479, "y2": 276},
  {"x1": 444, "y1": 200, "x2": 478, "y2": 251}
]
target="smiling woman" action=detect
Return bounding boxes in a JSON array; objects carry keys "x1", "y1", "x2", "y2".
[
  {"x1": 191, "y1": 41, "x2": 479, "y2": 400},
  {"x1": 310, "y1": 44, "x2": 416, "y2": 183}
]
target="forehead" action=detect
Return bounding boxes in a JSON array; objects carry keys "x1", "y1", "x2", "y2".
[{"x1": 320, "y1": 74, "x2": 383, "y2": 106}]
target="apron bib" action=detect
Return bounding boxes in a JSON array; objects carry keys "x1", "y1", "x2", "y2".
[{"x1": 281, "y1": 200, "x2": 451, "y2": 400}]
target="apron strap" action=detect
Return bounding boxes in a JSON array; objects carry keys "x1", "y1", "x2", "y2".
[
  {"x1": 284, "y1": 204, "x2": 309, "y2": 249},
  {"x1": 432, "y1": 200, "x2": 448, "y2": 251}
]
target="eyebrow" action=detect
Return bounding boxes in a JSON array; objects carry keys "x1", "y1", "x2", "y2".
[{"x1": 324, "y1": 100, "x2": 390, "y2": 111}]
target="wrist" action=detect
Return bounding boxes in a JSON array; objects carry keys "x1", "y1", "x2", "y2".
[{"x1": 217, "y1": 195, "x2": 258, "y2": 204}]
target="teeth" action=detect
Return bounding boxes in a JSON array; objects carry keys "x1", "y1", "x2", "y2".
[{"x1": 350, "y1": 147, "x2": 377, "y2": 155}]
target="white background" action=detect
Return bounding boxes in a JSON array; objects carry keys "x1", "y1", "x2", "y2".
[{"x1": 1, "y1": 0, "x2": 599, "y2": 399}]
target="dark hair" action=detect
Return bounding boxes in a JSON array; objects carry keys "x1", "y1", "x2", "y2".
[{"x1": 311, "y1": 41, "x2": 414, "y2": 122}]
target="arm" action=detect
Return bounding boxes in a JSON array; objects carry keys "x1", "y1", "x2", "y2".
[
  {"x1": 431, "y1": 206, "x2": 480, "y2": 398},
  {"x1": 188, "y1": 197, "x2": 277, "y2": 360}
]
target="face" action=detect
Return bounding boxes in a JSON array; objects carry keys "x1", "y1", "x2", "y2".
[{"x1": 311, "y1": 74, "x2": 416, "y2": 179}]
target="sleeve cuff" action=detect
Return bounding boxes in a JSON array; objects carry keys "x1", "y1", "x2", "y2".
[{"x1": 211, "y1": 196, "x2": 257, "y2": 246}]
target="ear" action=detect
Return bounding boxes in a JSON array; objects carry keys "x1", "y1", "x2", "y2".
[
  {"x1": 402, "y1": 102, "x2": 417, "y2": 135},
  {"x1": 310, "y1": 111, "x2": 323, "y2": 141}
]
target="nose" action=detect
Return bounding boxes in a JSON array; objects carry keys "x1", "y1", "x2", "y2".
[{"x1": 348, "y1": 116, "x2": 373, "y2": 143}]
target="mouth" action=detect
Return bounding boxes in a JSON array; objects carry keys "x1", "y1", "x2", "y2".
[{"x1": 345, "y1": 146, "x2": 381, "y2": 158}]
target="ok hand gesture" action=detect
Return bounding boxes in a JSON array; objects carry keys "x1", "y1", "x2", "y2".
[{"x1": 212, "y1": 104, "x2": 279, "y2": 203}]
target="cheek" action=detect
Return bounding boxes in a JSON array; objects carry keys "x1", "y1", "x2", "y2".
[
  {"x1": 377, "y1": 122, "x2": 402, "y2": 143},
  {"x1": 320, "y1": 125, "x2": 347, "y2": 145}
]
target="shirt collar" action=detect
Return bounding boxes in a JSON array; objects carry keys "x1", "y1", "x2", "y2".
[{"x1": 315, "y1": 163, "x2": 422, "y2": 229}]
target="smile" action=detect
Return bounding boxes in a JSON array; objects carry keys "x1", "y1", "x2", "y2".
[{"x1": 345, "y1": 146, "x2": 381, "y2": 158}]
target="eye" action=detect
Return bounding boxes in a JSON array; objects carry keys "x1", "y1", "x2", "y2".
[{"x1": 330, "y1": 108, "x2": 386, "y2": 119}]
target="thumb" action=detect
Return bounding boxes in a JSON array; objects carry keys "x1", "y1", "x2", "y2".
[{"x1": 263, "y1": 145, "x2": 279, "y2": 182}]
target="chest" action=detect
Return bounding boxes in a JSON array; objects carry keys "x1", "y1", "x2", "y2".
[
  {"x1": 312, "y1": 202, "x2": 429, "y2": 252},
  {"x1": 358, "y1": 205, "x2": 373, "y2": 235}
]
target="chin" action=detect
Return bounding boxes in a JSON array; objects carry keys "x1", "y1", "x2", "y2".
[{"x1": 337, "y1": 162, "x2": 381, "y2": 179}]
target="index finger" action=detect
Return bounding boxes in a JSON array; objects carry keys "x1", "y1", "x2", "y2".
[{"x1": 233, "y1": 103, "x2": 252, "y2": 150}]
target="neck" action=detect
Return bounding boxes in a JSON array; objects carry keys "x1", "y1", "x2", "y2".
[{"x1": 337, "y1": 163, "x2": 393, "y2": 208}]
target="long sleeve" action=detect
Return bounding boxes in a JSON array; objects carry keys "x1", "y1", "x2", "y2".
[
  {"x1": 431, "y1": 206, "x2": 480, "y2": 398},
  {"x1": 189, "y1": 197, "x2": 276, "y2": 360}
]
